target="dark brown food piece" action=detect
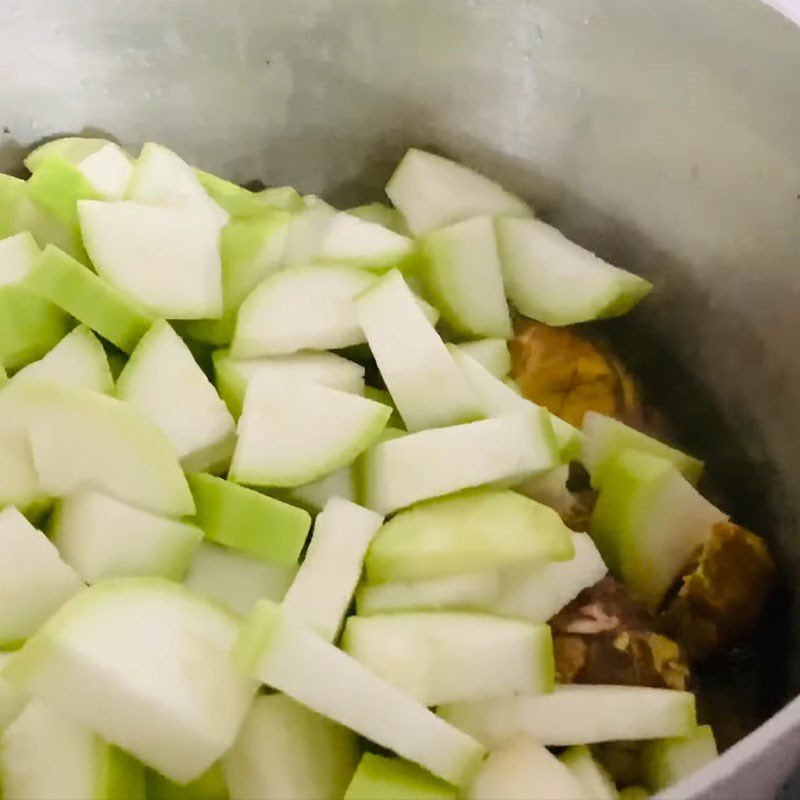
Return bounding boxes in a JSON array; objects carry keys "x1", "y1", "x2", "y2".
[
  {"x1": 660, "y1": 521, "x2": 776, "y2": 662},
  {"x1": 510, "y1": 319, "x2": 643, "y2": 428},
  {"x1": 550, "y1": 577, "x2": 691, "y2": 690}
]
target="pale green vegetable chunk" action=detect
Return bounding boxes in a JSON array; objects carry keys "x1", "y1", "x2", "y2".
[
  {"x1": 51, "y1": 490, "x2": 203, "y2": 583},
  {"x1": 344, "y1": 753, "x2": 455, "y2": 800},
  {"x1": 14, "y1": 325, "x2": 113, "y2": 394},
  {"x1": 184, "y1": 542, "x2": 297, "y2": 617},
  {"x1": 365, "y1": 490, "x2": 573, "y2": 583},
  {"x1": 231, "y1": 373, "x2": 391, "y2": 488},
  {"x1": 0, "y1": 507, "x2": 83, "y2": 649},
  {"x1": 342, "y1": 613, "x2": 554, "y2": 706},
  {"x1": 455, "y1": 338, "x2": 511, "y2": 378},
  {"x1": 466, "y1": 737, "x2": 590, "y2": 800},
  {"x1": 591, "y1": 450, "x2": 726, "y2": 608},
  {"x1": 233, "y1": 265, "x2": 377, "y2": 357},
  {"x1": 213, "y1": 349, "x2": 364, "y2": 418},
  {"x1": 0, "y1": 232, "x2": 39, "y2": 286},
  {"x1": 0, "y1": 653, "x2": 27, "y2": 730},
  {"x1": 421, "y1": 216, "x2": 512, "y2": 339},
  {"x1": 359, "y1": 413, "x2": 558, "y2": 516},
  {"x1": 117, "y1": 321, "x2": 236, "y2": 472},
  {"x1": 79, "y1": 200, "x2": 224, "y2": 320},
  {"x1": 356, "y1": 572, "x2": 499, "y2": 616},
  {"x1": 493, "y1": 532, "x2": 608, "y2": 623},
  {"x1": 496, "y1": 217, "x2": 652, "y2": 326},
  {"x1": 3, "y1": 579, "x2": 258, "y2": 784},
  {"x1": 0, "y1": 377, "x2": 194, "y2": 517},
  {"x1": 24, "y1": 245, "x2": 151, "y2": 354},
  {"x1": 581, "y1": 411, "x2": 703, "y2": 487},
  {"x1": 233, "y1": 600, "x2": 485, "y2": 785},
  {"x1": 641, "y1": 725, "x2": 717, "y2": 793},
  {"x1": 187, "y1": 472, "x2": 310, "y2": 565},
  {"x1": 1, "y1": 699, "x2": 145, "y2": 800},
  {"x1": 224, "y1": 693, "x2": 358, "y2": 800},
  {"x1": 386, "y1": 149, "x2": 532, "y2": 236},
  {"x1": 356, "y1": 270, "x2": 483, "y2": 432},
  {"x1": 126, "y1": 142, "x2": 228, "y2": 228},
  {"x1": 282, "y1": 499, "x2": 383, "y2": 642},
  {"x1": 440, "y1": 685, "x2": 698, "y2": 748}
]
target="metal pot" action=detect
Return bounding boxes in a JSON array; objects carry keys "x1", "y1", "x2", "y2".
[{"x1": 1, "y1": 0, "x2": 799, "y2": 796}]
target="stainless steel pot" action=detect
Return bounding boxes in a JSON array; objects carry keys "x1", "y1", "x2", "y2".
[{"x1": 1, "y1": 1, "x2": 799, "y2": 796}]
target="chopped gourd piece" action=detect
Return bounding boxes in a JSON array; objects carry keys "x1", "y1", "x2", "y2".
[
  {"x1": 187, "y1": 472, "x2": 310, "y2": 565},
  {"x1": 386, "y1": 149, "x2": 531, "y2": 236},
  {"x1": 282, "y1": 499, "x2": 382, "y2": 641},
  {"x1": 356, "y1": 270, "x2": 484, "y2": 431},
  {"x1": 344, "y1": 753, "x2": 455, "y2": 800},
  {"x1": 233, "y1": 600, "x2": 485, "y2": 785}
]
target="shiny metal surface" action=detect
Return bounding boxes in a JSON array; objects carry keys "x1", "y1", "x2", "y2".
[{"x1": 2, "y1": 0, "x2": 800, "y2": 796}]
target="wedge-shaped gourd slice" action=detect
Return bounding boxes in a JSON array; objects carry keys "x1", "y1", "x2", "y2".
[
  {"x1": 356, "y1": 270, "x2": 483, "y2": 431},
  {"x1": 0, "y1": 653, "x2": 27, "y2": 730},
  {"x1": 619, "y1": 788, "x2": 650, "y2": 800},
  {"x1": 184, "y1": 211, "x2": 291, "y2": 345},
  {"x1": 27, "y1": 156, "x2": 102, "y2": 255},
  {"x1": 641, "y1": 725, "x2": 717, "y2": 793},
  {"x1": 230, "y1": 374, "x2": 391, "y2": 488},
  {"x1": 590, "y1": 451, "x2": 727, "y2": 608},
  {"x1": 359, "y1": 412, "x2": 558, "y2": 516},
  {"x1": 2, "y1": 579, "x2": 257, "y2": 784},
  {"x1": 421, "y1": 216, "x2": 512, "y2": 339},
  {"x1": 79, "y1": 200, "x2": 223, "y2": 320},
  {"x1": 344, "y1": 753, "x2": 455, "y2": 800},
  {"x1": 342, "y1": 613, "x2": 554, "y2": 707},
  {"x1": 0, "y1": 434, "x2": 48, "y2": 518},
  {"x1": 493, "y1": 532, "x2": 608, "y2": 623},
  {"x1": 282, "y1": 499, "x2": 383, "y2": 642},
  {"x1": 126, "y1": 143, "x2": 228, "y2": 228},
  {"x1": 0, "y1": 507, "x2": 83, "y2": 648},
  {"x1": 365, "y1": 490, "x2": 573, "y2": 583},
  {"x1": 15, "y1": 325, "x2": 113, "y2": 393},
  {"x1": 0, "y1": 232, "x2": 39, "y2": 285},
  {"x1": 0, "y1": 284, "x2": 70, "y2": 370},
  {"x1": 0, "y1": 377, "x2": 194, "y2": 517},
  {"x1": 25, "y1": 137, "x2": 112, "y2": 173},
  {"x1": 51, "y1": 490, "x2": 203, "y2": 583},
  {"x1": 117, "y1": 321, "x2": 236, "y2": 471},
  {"x1": 315, "y1": 211, "x2": 415, "y2": 270},
  {"x1": 450, "y1": 345, "x2": 583, "y2": 460},
  {"x1": 560, "y1": 746, "x2": 619, "y2": 800},
  {"x1": 386, "y1": 149, "x2": 532, "y2": 236},
  {"x1": 0, "y1": 174, "x2": 82, "y2": 261},
  {"x1": 466, "y1": 737, "x2": 589, "y2": 800},
  {"x1": 440, "y1": 685, "x2": 698, "y2": 748},
  {"x1": 213, "y1": 349, "x2": 365, "y2": 418},
  {"x1": 233, "y1": 600, "x2": 485, "y2": 786},
  {"x1": 346, "y1": 202, "x2": 409, "y2": 235},
  {"x1": 581, "y1": 411, "x2": 703, "y2": 487},
  {"x1": 187, "y1": 473, "x2": 310, "y2": 565},
  {"x1": 26, "y1": 137, "x2": 134, "y2": 201},
  {"x1": 496, "y1": 218, "x2": 652, "y2": 325},
  {"x1": 185, "y1": 542, "x2": 297, "y2": 617},
  {"x1": 356, "y1": 572, "x2": 499, "y2": 616},
  {"x1": 281, "y1": 196, "x2": 338, "y2": 268},
  {"x1": 224, "y1": 693, "x2": 358, "y2": 800},
  {"x1": 232, "y1": 265, "x2": 376, "y2": 357},
  {"x1": 455, "y1": 338, "x2": 511, "y2": 378},
  {"x1": 24, "y1": 245, "x2": 152, "y2": 354},
  {"x1": 196, "y1": 170, "x2": 304, "y2": 216},
  {"x1": 290, "y1": 466, "x2": 356, "y2": 512},
  {"x1": 1, "y1": 700, "x2": 145, "y2": 800}
]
